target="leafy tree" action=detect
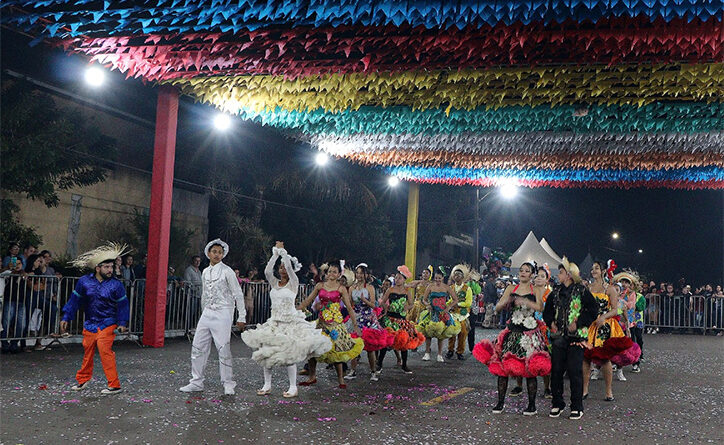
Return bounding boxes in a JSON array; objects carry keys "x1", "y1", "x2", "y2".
[
  {"x1": 205, "y1": 139, "x2": 394, "y2": 272},
  {"x1": 1, "y1": 79, "x2": 115, "y2": 247},
  {"x1": 92, "y1": 208, "x2": 196, "y2": 271}
]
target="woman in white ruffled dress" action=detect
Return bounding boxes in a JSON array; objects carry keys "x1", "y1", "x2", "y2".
[{"x1": 241, "y1": 242, "x2": 332, "y2": 398}]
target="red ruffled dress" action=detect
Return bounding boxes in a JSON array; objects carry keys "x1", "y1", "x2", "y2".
[
  {"x1": 473, "y1": 286, "x2": 551, "y2": 378},
  {"x1": 350, "y1": 286, "x2": 395, "y2": 351},
  {"x1": 583, "y1": 292, "x2": 640, "y2": 367}
]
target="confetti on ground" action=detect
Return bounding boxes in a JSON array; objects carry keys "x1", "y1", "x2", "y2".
[{"x1": 1, "y1": 333, "x2": 721, "y2": 444}]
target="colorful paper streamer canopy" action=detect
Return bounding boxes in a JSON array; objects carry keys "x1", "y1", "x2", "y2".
[{"x1": 2, "y1": 0, "x2": 722, "y2": 189}]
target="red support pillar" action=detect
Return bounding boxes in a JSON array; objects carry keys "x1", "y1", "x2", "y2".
[{"x1": 142, "y1": 85, "x2": 179, "y2": 347}]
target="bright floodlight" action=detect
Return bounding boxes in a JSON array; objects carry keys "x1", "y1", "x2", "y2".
[
  {"x1": 315, "y1": 152, "x2": 329, "y2": 166},
  {"x1": 638, "y1": 249, "x2": 643, "y2": 254},
  {"x1": 499, "y1": 182, "x2": 519, "y2": 200},
  {"x1": 84, "y1": 66, "x2": 105, "y2": 87},
  {"x1": 612, "y1": 232, "x2": 620, "y2": 240},
  {"x1": 213, "y1": 113, "x2": 232, "y2": 131},
  {"x1": 388, "y1": 176, "x2": 400, "y2": 187}
]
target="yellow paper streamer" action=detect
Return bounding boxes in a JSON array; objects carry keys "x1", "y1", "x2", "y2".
[{"x1": 166, "y1": 63, "x2": 724, "y2": 113}]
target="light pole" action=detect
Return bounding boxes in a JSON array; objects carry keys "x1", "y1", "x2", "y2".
[
  {"x1": 474, "y1": 184, "x2": 519, "y2": 271},
  {"x1": 474, "y1": 189, "x2": 493, "y2": 272}
]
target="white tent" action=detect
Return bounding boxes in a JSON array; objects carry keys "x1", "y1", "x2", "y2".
[
  {"x1": 510, "y1": 231, "x2": 562, "y2": 269},
  {"x1": 539, "y1": 238, "x2": 563, "y2": 264}
]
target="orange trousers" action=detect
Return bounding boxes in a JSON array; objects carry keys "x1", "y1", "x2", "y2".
[
  {"x1": 448, "y1": 319, "x2": 469, "y2": 354},
  {"x1": 76, "y1": 324, "x2": 120, "y2": 388}
]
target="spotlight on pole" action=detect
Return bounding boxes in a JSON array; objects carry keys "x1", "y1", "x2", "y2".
[
  {"x1": 84, "y1": 66, "x2": 105, "y2": 87},
  {"x1": 213, "y1": 113, "x2": 232, "y2": 131},
  {"x1": 499, "y1": 181, "x2": 519, "y2": 200},
  {"x1": 388, "y1": 176, "x2": 400, "y2": 187},
  {"x1": 612, "y1": 232, "x2": 620, "y2": 240},
  {"x1": 315, "y1": 152, "x2": 329, "y2": 166}
]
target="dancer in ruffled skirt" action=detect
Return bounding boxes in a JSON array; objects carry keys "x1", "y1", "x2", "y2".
[
  {"x1": 473, "y1": 262, "x2": 550, "y2": 415},
  {"x1": 582, "y1": 261, "x2": 628, "y2": 401},
  {"x1": 378, "y1": 266, "x2": 426, "y2": 374},
  {"x1": 344, "y1": 263, "x2": 395, "y2": 382},
  {"x1": 611, "y1": 271, "x2": 642, "y2": 381},
  {"x1": 241, "y1": 242, "x2": 332, "y2": 398},
  {"x1": 417, "y1": 269, "x2": 460, "y2": 362},
  {"x1": 297, "y1": 261, "x2": 364, "y2": 389}
]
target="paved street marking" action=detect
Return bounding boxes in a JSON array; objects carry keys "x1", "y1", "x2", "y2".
[{"x1": 420, "y1": 387, "x2": 475, "y2": 406}]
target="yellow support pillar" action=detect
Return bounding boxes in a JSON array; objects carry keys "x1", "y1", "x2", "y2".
[{"x1": 404, "y1": 183, "x2": 420, "y2": 279}]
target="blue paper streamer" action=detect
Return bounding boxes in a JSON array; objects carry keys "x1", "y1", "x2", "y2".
[
  {"x1": 385, "y1": 165, "x2": 724, "y2": 182},
  {"x1": 2, "y1": 0, "x2": 721, "y2": 37}
]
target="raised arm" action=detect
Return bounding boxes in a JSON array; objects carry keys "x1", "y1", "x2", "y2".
[
  {"x1": 278, "y1": 248, "x2": 299, "y2": 289},
  {"x1": 264, "y1": 247, "x2": 281, "y2": 287},
  {"x1": 297, "y1": 282, "x2": 322, "y2": 310}
]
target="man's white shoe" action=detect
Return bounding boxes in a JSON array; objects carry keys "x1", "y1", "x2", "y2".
[
  {"x1": 370, "y1": 372, "x2": 379, "y2": 382},
  {"x1": 179, "y1": 383, "x2": 204, "y2": 393},
  {"x1": 616, "y1": 369, "x2": 627, "y2": 381},
  {"x1": 422, "y1": 353, "x2": 431, "y2": 361},
  {"x1": 71, "y1": 381, "x2": 90, "y2": 391},
  {"x1": 224, "y1": 386, "x2": 235, "y2": 395},
  {"x1": 101, "y1": 387, "x2": 122, "y2": 395},
  {"x1": 436, "y1": 355, "x2": 444, "y2": 362},
  {"x1": 590, "y1": 368, "x2": 600, "y2": 380}
]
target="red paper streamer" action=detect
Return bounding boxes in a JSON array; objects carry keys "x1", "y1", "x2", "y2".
[
  {"x1": 56, "y1": 17, "x2": 722, "y2": 80},
  {"x1": 406, "y1": 178, "x2": 724, "y2": 190}
]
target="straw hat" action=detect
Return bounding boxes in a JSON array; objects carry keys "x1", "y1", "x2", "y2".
[
  {"x1": 71, "y1": 242, "x2": 130, "y2": 269},
  {"x1": 560, "y1": 257, "x2": 582, "y2": 284},
  {"x1": 613, "y1": 270, "x2": 640, "y2": 291},
  {"x1": 341, "y1": 268, "x2": 355, "y2": 285},
  {"x1": 451, "y1": 263, "x2": 470, "y2": 281}
]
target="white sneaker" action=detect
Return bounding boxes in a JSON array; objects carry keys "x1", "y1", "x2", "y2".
[
  {"x1": 343, "y1": 370, "x2": 357, "y2": 380},
  {"x1": 224, "y1": 386, "x2": 235, "y2": 395},
  {"x1": 370, "y1": 372, "x2": 379, "y2": 382},
  {"x1": 100, "y1": 387, "x2": 122, "y2": 395},
  {"x1": 179, "y1": 383, "x2": 204, "y2": 393},
  {"x1": 422, "y1": 353, "x2": 431, "y2": 361},
  {"x1": 616, "y1": 369, "x2": 626, "y2": 381},
  {"x1": 590, "y1": 368, "x2": 600, "y2": 380},
  {"x1": 436, "y1": 355, "x2": 444, "y2": 362},
  {"x1": 71, "y1": 381, "x2": 90, "y2": 391}
]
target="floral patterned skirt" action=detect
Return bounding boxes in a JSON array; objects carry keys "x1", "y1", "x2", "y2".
[
  {"x1": 316, "y1": 302, "x2": 364, "y2": 363},
  {"x1": 473, "y1": 320, "x2": 551, "y2": 377},
  {"x1": 349, "y1": 304, "x2": 395, "y2": 351}
]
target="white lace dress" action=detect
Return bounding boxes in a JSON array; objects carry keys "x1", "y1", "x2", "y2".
[{"x1": 241, "y1": 248, "x2": 332, "y2": 368}]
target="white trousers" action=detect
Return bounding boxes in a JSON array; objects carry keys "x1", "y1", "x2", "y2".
[{"x1": 189, "y1": 307, "x2": 235, "y2": 390}]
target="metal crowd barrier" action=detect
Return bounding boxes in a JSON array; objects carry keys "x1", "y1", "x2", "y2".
[
  {"x1": 0, "y1": 274, "x2": 319, "y2": 349},
  {"x1": 643, "y1": 293, "x2": 724, "y2": 333}
]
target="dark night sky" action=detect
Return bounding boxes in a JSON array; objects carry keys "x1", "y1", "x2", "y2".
[{"x1": 3, "y1": 30, "x2": 722, "y2": 287}]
